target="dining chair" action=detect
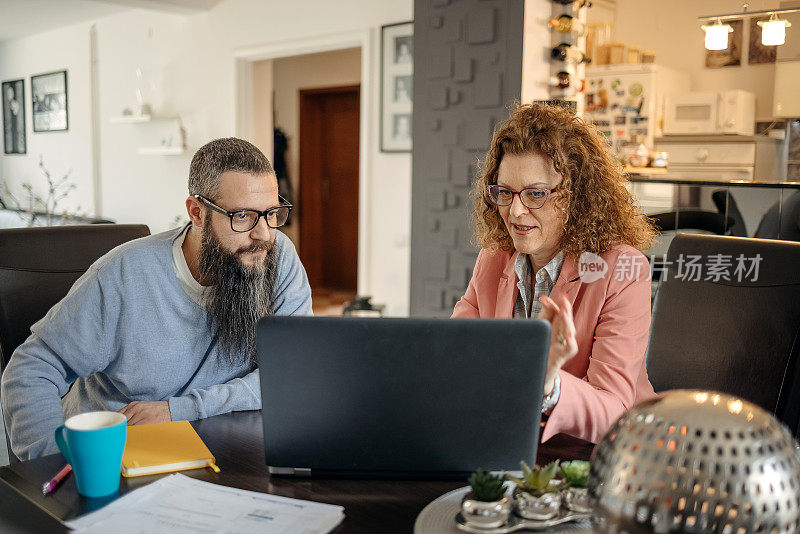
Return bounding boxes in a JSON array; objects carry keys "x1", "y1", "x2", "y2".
[
  {"x1": 649, "y1": 210, "x2": 733, "y2": 236},
  {"x1": 0, "y1": 397, "x2": 8, "y2": 467},
  {"x1": 0, "y1": 224, "x2": 151, "y2": 371},
  {"x1": 754, "y1": 190, "x2": 800, "y2": 242},
  {"x1": 646, "y1": 233, "x2": 800, "y2": 436}
]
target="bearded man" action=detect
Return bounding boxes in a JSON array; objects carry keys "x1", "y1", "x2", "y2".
[{"x1": 1, "y1": 138, "x2": 312, "y2": 460}]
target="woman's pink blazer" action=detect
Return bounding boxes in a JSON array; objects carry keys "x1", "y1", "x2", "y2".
[{"x1": 452, "y1": 243, "x2": 657, "y2": 443}]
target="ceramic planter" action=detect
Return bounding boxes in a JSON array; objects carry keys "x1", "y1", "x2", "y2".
[
  {"x1": 563, "y1": 486, "x2": 592, "y2": 513},
  {"x1": 460, "y1": 492, "x2": 512, "y2": 528},
  {"x1": 512, "y1": 487, "x2": 560, "y2": 520}
]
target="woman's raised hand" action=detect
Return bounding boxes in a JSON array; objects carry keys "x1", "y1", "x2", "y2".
[{"x1": 539, "y1": 294, "x2": 578, "y2": 395}]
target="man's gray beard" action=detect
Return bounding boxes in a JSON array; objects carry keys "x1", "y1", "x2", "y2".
[{"x1": 199, "y1": 222, "x2": 278, "y2": 368}]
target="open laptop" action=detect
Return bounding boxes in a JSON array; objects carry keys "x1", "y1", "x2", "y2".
[{"x1": 256, "y1": 316, "x2": 550, "y2": 478}]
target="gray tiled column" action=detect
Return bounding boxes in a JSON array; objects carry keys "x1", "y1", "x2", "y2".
[{"x1": 410, "y1": 0, "x2": 524, "y2": 316}]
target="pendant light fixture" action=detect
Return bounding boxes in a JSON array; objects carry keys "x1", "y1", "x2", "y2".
[
  {"x1": 699, "y1": 4, "x2": 799, "y2": 49},
  {"x1": 758, "y1": 12, "x2": 792, "y2": 46},
  {"x1": 702, "y1": 18, "x2": 734, "y2": 50}
]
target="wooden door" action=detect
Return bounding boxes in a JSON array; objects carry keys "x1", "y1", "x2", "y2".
[{"x1": 298, "y1": 86, "x2": 360, "y2": 291}]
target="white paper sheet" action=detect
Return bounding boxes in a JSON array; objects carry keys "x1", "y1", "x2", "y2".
[{"x1": 66, "y1": 474, "x2": 345, "y2": 534}]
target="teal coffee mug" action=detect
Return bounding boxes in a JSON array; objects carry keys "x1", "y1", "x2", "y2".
[{"x1": 55, "y1": 411, "x2": 127, "y2": 497}]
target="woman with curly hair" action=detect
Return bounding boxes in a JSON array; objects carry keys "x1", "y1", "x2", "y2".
[{"x1": 452, "y1": 103, "x2": 658, "y2": 444}]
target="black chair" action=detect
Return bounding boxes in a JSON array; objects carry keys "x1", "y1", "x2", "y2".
[
  {"x1": 0, "y1": 397, "x2": 7, "y2": 467},
  {"x1": 711, "y1": 189, "x2": 747, "y2": 237},
  {"x1": 0, "y1": 224, "x2": 150, "y2": 370},
  {"x1": 647, "y1": 191, "x2": 745, "y2": 302},
  {"x1": 649, "y1": 210, "x2": 734, "y2": 236},
  {"x1": 647, "y1": 233, "x2": 800, "y2": 435},
  {"x1": 649, "y1": 189, "x2": 743, "y2": 237},
  {"x1": 754, "y1": 190, "x2": 800, "y2": 242}
]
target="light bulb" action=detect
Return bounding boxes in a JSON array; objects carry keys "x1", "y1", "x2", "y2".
[
  {"x1": 702, "y1": 19, "x2": 733, "y2": 50},
  {"x1": 759, "y1": 14, "x2": 791, "y2": 46}
]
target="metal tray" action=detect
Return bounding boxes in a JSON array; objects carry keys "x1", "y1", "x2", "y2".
[{"x1": 454, "y1": 511, "x2": 592, "y2": 533}]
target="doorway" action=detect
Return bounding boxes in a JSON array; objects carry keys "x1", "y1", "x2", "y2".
[{"x1": 298, "y1": 85, "x2": 360, "y2": 294}]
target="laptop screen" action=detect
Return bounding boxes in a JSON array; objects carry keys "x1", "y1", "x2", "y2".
[{"x1": 257, "y1": 316, "x2": 550, "y2": 477}]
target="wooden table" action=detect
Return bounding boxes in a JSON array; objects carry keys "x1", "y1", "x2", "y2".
[{"x1": 0, "y1": 410, "x2": 593, "y2": 533}]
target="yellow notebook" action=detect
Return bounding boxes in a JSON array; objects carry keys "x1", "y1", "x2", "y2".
[{"x1": 121, "y1": 420, "x2": 218, "y2": 477}]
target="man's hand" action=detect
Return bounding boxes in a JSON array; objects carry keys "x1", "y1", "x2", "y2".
[{"x1": 118, "y1": 401, "x2": 171, "y2": 425}]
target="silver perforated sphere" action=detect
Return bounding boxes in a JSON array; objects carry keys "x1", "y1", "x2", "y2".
[{"x1": 588, "y1": 390, "x2": 800, "y2": 534}]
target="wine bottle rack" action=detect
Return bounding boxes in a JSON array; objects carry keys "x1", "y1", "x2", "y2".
[{"x1": 545, "y1": 0, "x2": 590, "y2": 113}]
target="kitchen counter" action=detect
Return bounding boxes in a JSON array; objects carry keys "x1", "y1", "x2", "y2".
[{"x1": 628, "y1": 176, "x2": 800, "y2": 189}]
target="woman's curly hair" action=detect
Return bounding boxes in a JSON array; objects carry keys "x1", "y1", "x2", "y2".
[{"x1": 471, "y1": 103, "x2": 656, "y2": 256}]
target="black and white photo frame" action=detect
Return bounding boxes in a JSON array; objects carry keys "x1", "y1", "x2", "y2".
[
  {"x1": 2, "y1": 79, "x2": 26, "y2": 154},
  {"x1": 381, "y1": 21, "x2": 413, "y2": 153},
  {"x1": 31, "y1": 70, "x2": 68, "y2": 132}
]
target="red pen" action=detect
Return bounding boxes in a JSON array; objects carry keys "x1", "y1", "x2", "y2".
[{"x1": 42, "y1": 464, "x2": 72, "y2": 496}]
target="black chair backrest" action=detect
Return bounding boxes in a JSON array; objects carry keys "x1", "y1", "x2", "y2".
[
  {"x1": 650, "y1": 210, "x2": 734, "y2": 235},
  {"x1": 647, "y1": 233, "x2": 800, "y2": 434},
  {"x1": 0, "y1": 224, "x2": 150, "y2": 370},
  {"x1": 754, "y1": 190, "x2": 800, "y2": 242},
  {"x1": 711, "y1": 189, "x2": 747, "y2": 237}
]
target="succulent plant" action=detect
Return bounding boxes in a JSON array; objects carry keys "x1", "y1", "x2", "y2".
[
  {"x1": 559, "y1": 460, "x2": 590, "y2": 488},
  {"x1": 467, "y1": 468, "x2": 507, "y2": 502},
  {"x1": 505, "y1": 460, "x2": 563, "y2": 497}
]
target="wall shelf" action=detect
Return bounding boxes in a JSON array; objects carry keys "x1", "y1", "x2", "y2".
[{"x1": 110, "y1": 113, "x2": 187, "y2": 155}]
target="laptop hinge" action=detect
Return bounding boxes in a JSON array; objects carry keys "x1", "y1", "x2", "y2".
[{"x1": 268, "y1": 466, "x2": 311, "y2": 477}]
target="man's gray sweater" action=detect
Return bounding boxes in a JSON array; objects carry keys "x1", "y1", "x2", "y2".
[{"x1": 1, "y1": 227, "x2": 312, "y2": 460}]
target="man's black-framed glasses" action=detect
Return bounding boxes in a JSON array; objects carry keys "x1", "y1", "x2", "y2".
[
  {"x1": 485, "y1": 184, "x2": 555, "y2": 210},
  {"x1": 194, "y1": 194, "x2": 293, "y2": 232}
]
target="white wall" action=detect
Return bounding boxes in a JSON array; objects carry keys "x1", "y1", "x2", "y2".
[
  {"x1": 267, "y1": 48, "x2": 362, "y2": 246},
  {"x1": 588, "y1": 0, "x2": 783, "y2": 119},
  {"x1": 0, "y1": 23, "x2": 94, "y2": 216},
  {"x1": 521, "y1": 0, "x2": 551, "y2": 103},
  {"x1": 95, "y1": 10, "x2": 192, "y2": 229},
  {"x1": 251, "y1": 58, "x2": 273, "y2": 169},
  {"x1": 0, "y1": 0, "x2": 413, "y2": 316}
]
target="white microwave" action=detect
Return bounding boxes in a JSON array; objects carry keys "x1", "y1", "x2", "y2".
[{"x1": 663, "y1": 90, "x2": 755, "y2": 136}]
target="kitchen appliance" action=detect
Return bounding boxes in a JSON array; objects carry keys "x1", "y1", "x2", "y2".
[
  {"x1": 655, "y1": 135, "x2": 783, "y2": 182},
  {"x1": 584, "y1": 64, "x2": 690, "y2": 152},
  {"x1": 773, "y1": 10, "x2": 800, "y2": 117},
  {"x1": 664, "y1": 90, "x2": 756, "y2": 136},
  {"x1": 585, "y1": 64, "x2": 690, "y2": 216}
]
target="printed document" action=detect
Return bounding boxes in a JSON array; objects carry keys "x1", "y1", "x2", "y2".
[{"x1": 66, "y1": 474, "x2": 344, "y2": 533}]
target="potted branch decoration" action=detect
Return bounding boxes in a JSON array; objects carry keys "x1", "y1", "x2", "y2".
[
  {"x1": 560, "y1": 460, "x2": 592, "y2": 513},
  {"x1": 505, "y1": 460, "x2": 564, "y2": 520},
  {"x1": 2, "y1": 156, "x2": 82, "y2": 226},
  {"x1": 461, "y1": 469, "x2": 511, "y2": 528}
]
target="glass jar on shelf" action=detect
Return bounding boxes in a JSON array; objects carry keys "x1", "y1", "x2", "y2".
[
  {"x1": 609, "y1": 41, "x2": 626, "y2": 64},
  {"x1": 627, "y1": 46, "x2": 641, "y2": 65}
]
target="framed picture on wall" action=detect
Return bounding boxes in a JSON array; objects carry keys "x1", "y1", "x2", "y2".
[
  {"x1": 381, "y1": 21, "x2": 413, "y2": 153},
  {"x1": 748, "y1": 16, "x2": 777, "y2": 64},
  {"x1": 705, "y1": 19, "x2": 743, "y2": 68},
  {"x1": 2, "y1": 79, "x2": 26, "y2": 154},
  {"x1": 31, "y1": 70, "x2": 68, "y2": 132}
]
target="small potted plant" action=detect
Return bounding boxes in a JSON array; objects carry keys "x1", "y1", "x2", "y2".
[
  {"x1": 461, "y1": 468, "x2": 511, "y2": 528},
  {"x1": 505, "y1": 461, "x2": 563, "y2": 520},
  {"x1": 560, "y1": 460, "x2": 592, "y2": 513}
]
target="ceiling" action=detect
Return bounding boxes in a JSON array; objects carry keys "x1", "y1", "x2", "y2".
[
  {"x1": 0, "y1": 0, "x2": 124, "y2": 43},
  {"x1": 0, "y1": 0, "x2": 218, "y2": 43}
]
